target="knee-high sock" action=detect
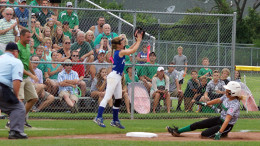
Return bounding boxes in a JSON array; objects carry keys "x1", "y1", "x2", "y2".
[
  {"x1": 97, "y1": 106, "x2": 105, "y2": 118},
  {"x1": 178, "y1": 125, "x2": 191, "y2": 133},
  {"x1": 113, "y1": 107, "x2": 119, "y2": 121}
]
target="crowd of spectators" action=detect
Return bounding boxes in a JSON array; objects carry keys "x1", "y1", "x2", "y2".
[{"x1": 0, "y1": 0, "x2": 238, "y2": 114}]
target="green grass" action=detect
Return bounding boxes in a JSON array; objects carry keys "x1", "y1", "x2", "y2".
[
  {"x1": 0, "y1": 119, "x2": 260, "y2": 145},
  {"x1": 0, "y1": 119, "x2": 259, "y2": 137}
]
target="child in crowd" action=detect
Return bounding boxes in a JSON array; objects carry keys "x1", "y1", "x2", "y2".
[
  {"x1": 221, "y1": 68, "x2": 231, "y2": 85},
  {"x1": 198, "y1": 57, "x2": 212, "y2": 82},
  {"x1": 183, "y1": 70, "x2": 200, "y2": 112},
  {"x1": 191, "y1": 76, "x2": 208, "y2": 112}
]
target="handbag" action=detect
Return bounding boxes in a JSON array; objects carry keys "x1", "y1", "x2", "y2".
[{"x1": 0, "y1": 83, "x2": 19, "y2": 104}]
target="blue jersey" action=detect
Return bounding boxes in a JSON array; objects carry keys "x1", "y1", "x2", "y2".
[
  {"x1": 14, "y1": 7, "x2": 29, "y2": 27},
  {"x1": 112, "y1": 50, "x2": 125, "y2": 75}
]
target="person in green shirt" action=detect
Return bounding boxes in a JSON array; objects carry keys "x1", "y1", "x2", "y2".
[
  {"x1": 35, "y1": 0, "x2": 54, "y2": 26},
  {"x1": 44, "y1": 51, "x2": 62, "y2": 95},
  {"x1": 58, "y1": 2, "x2": 79, "y2": 30},
  {"x1": 198, "y1": 57, "x2": 212, "y2": 82},
  {"x1": 124, "y1": 66, "x2": 139, "y2": 85},
  {"x1": 63, "y1": 21, "x2": 72, "y2": 39},
  {"x1": 85, "y1": 30, "x2": 95, "y2": 49},
  {"x1": 31, "y1": 18, "x2": 42, "y2": 48},
  {"x1": 7, "y1": 0, "x2": 18, "y2": 6},
  {"x1": 0, "y1": 49, "x2": 3, "y2": 55},
  {"x1": 70, "y1": 31, "x2": 93, "y2": 61},
  {"x1": 140, "y1": 52, "x2": 159, "y2": 92},
  {"x1": 94, "y1": 24, "x2": 118, "y2": 47},
  {"x1": 30, "y1": 0, "x2": 41, "y2": 14},
  {"x1": 17, "y1": 29, "x2": 38, "y2": 128}
]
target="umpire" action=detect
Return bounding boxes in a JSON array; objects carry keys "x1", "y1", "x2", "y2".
[{"x1": 0, "y1": 42, "x2": 27, "y2": 139}]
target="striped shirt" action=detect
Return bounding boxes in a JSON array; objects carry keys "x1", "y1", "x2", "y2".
[
  {"x1": 0, "y1": 18, "x2": 19, "y2": 44},
  {"x1": 58, "y1": 69, "x2": 79, "y2": 94}
]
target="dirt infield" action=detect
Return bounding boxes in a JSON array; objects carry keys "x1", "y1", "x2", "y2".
[{"x1": 23, "y1": 132, "x2": 260, "y2": 141}]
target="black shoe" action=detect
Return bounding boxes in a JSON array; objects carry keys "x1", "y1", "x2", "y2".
[
  {"x1": 0, "y1": 115, "x2": 6, "y2": 119},
  {"x1": 8, "y1": 130, "x2": 28, "y2": 139},
  {"x1": 5, "y1": 121, "x2": 10, "y2": 129},
  {"x1": 176, "y1": 107, "x2": 182, "y2": 111},
  {"x1": 166, "y1": 126, "x2": 180, "y2": 137},
  {"x1": 24, "y1": 121, "x2": 32, "y2": 128}
]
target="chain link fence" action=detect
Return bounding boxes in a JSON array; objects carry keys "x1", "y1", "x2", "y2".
[{"x1": 0, "y1": 2, "x2": 259, "y2": 120}]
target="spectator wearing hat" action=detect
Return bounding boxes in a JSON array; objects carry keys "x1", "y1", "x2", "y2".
[
  {"x1": 0, "y1": 8, "x2": 18, "y2": 44},
  {"x1": 89, "y1": 49, "x2": 112, "y2": 80},
  {"x1": 57, "y1": 59, "x2": 79, "y2": 113},
  {"x1": 89, "y1": 16, "x2": 105, "y2": 38},
  {"x1": 63, "y1": 21, "x2": 72, "y2": 39},
  {"x1": 140, "y1": 52, "x2": 159, "y2": 92},
  {"x1": 30, "y1": 0, "x2": 41, "y2": 14},
  {"x1": 94, "y1": 24, "x2": 118, "y2": 47},
  {"x1": 58, "y1": 2, "x2": 79, "y2": 30},
  {"x1": 0, "y1": 0, "x2": 6, "y2": 19},
  {"x1": 150, "y1": 67, "x2": 171, "y2": 113},
  {"x1": 71, "y1": 50, "x2": 86, "y2": 97},
  {"x1": 0, "y1": 42, "x2": 28, "y2": 139},
  {"x1": 14, "y1": 0, "x2": 28, "y2": 29},
  {"x1": 36, "y1": 0, "x2": 54, "y2": 26}
]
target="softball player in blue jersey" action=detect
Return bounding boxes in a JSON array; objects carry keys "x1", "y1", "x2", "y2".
[
  {"x1": 167, "y1": 81, "x2": 243, "y2": 140},
  {"x1": 94, "y1": 32, "x2": 143, "y2": 129}
]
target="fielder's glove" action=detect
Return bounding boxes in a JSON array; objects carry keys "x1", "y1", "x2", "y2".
[
  {"x1": 195, "y1": 101, "x2": 207, "y2": 106},
  {"x1": 214, "y1": 131, "x2": 222, "y2": 140}
]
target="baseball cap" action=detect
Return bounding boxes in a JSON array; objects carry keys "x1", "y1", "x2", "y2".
[
  {"x1": 66, "y1": 2, "x2": 73, "y2": 7},
  {"x1": 19, "y1": 0, "x2": 26, "y2": 3},
  {"x1": 98, "y1": 49, "x2": 106, "y2": 54},
  {"x1": 157, "y1": 67, "x2": 164, "y2": 71},
  {"x1": 5, "y1": 42, "x2": 19, "y2": 52},
  {"x1": 31, "y1": 13, "x2": 36, "y2": 16},
  {"x1": 63, "y1": 21, "x2": 69, "y2": 25}
]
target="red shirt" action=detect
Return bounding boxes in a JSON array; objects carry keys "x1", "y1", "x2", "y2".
[{"x1": 72, "y1": 61, "x2": 85, "y2": 77}]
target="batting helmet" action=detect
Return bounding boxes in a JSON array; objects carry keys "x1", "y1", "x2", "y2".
[{"x1": 223, "y1": 81, "x2": 241, "y2": 97}]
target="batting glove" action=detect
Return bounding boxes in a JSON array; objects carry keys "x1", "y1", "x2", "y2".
[
  {"x1": 214, "y1": 131, "x2": 222, "y2": 140},
  {"x1": 195, "y1": 101, "x2": 207, "y2": 106}
]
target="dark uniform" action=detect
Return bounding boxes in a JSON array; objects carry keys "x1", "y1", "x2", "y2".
[{"x1": 0, "y1": 43, "x2": 27, "y2": 139}]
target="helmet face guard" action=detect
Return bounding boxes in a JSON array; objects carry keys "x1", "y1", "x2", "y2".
[{"x1": 224, "y1": 81, "x2": 241, "y2": 97}]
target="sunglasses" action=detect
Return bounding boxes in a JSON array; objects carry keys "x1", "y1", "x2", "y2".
[
  {"x1": 99, "y1": 50, "x2": 106, "y2": 54},
  {"x1": 31, "y1": 21, "x2": 36, "y2": 23},
  {"x1": 72, "y1": 55, "x2": 78, "y2": 57},
  {"x1": 65, "y1": 42, "x2": 71, "y2": 44},
  {"x1": 6, "y1": 13, "x2": 13, "y2": 16},
  {"x1": 65, "y1": 64, "x2": 72, "y2": 66}
]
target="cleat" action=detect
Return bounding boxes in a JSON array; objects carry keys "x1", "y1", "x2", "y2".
[
  {"x1": 166, "y1": 126, "x2": 180, "y2": 137},
  {"x1": 8, "y1": 130, "x2": 28, "y2": 139},
  {"x1": 110, "y1": 120, "x2": 125, "y2": 129},
  {"x1": 93, "y1": 117, "x2": 106, "y2": 128}
]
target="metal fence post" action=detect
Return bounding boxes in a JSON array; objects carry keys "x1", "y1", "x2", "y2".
[
  {"x1": 75, "y1": 0, "x2": 78, "y2": 13},
  {"x1": 28, "y1": 5, "x2": 32, "y2": 31},
  {"x1": 196, "y1": 44, "x2": 198, "y2": 65},
  {"x1": 217, "y1": 18, "x2": 220, "y2": 66},
  {"x1": 231, "y1": 12, "x2": 237, "y2": 80},
  {"x1": 131, "y1": 12, "x2": 136, "y2": 120},
  {"x1": 118, "y1": 12, "x2": 122, "y2": 35}
]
